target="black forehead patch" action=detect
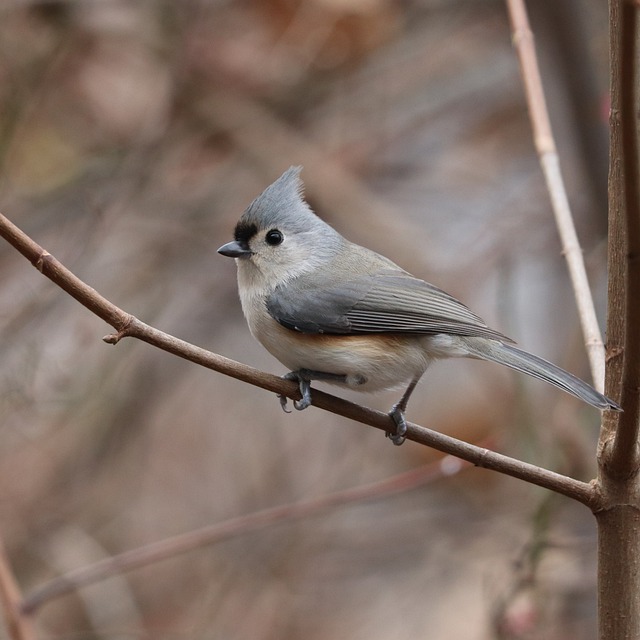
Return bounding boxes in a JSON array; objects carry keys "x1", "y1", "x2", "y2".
[{"x1": 234, "y1": 221, "x2": 258, "y2": 244}]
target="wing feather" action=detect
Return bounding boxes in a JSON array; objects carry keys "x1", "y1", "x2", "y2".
[{"x1": 266, "y1": 271, "x2": 512, "y2": 342}]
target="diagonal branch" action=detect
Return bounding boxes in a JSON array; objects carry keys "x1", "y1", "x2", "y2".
[
  {"x1": 506, "y1": 0, "x2": 607, "y2": 392},
  {"x1": 22, "y1": 455, "x2": 468, "y2": 614},
  {"x1": 0, "y1": 211, "x2": 600, "y2": 509}
]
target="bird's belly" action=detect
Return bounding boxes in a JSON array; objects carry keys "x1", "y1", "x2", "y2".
[{"x1": 253, "y1": 317, "x2": 432, "y2": 392}]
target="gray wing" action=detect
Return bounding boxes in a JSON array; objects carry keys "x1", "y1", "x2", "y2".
[{"x1": 266, "y1": 271, "x2": 513, "y2": 342}]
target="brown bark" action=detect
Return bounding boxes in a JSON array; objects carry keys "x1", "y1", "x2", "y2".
[{"x1": 597, "y1": 1, "x2": 640, "y2": 638}]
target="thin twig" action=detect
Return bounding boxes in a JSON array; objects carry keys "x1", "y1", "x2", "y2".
[
  {"x1": 0, "y1": 537, "x2": 37, "y2": 640},
  {"x1": 0, "y1": 211, "x2": 600, "y2": 508},
  {"x1": 22, "y1": 455, "x2": 468, "y2": 613},
  {"x1": 506, "y1": 0, "x2": 607, "y2": 392}
]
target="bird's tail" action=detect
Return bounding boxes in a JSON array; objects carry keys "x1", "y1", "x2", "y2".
[{"x1": 463, "y1": 339, "x2": 621, "y2": 411}]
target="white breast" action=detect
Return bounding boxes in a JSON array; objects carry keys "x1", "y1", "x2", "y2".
[{"x1": 242, "y1": 296, "x2": 433, "y2": 392}]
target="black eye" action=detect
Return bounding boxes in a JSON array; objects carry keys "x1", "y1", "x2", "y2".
[{"x1": 265, "y1": 229, "x2": 284, "y2": 246}]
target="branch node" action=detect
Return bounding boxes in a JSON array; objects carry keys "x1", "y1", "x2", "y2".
[
  {"x1": 535, "y1": 136, "x2": 556, "y2": 155},
  {"x1": 511, "y1": 26, "x2": 533, "y2": 46},
  {"x1": 34, "y1": 250, "x2": 51, "y2": 273},
  {"x1": 103, "y1": 316, "x2": 135, "y2": 344},
  {"x1": 606, "y1": 346, "x2": 624, "y2": 363},
  {"x1": 474, "y1": 447, "x2": 491, "y2": 468}
]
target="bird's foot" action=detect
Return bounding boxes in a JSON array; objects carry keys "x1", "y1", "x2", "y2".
[
  {"x1": 386, "y1": 403, "x2": 408, "y2": 446},
  {"x1": 278, "y1": 369, "x2": 349, "y2": 413},
  {"x1": 279, "y1": 371, "x2": 312, "y2": 412}
]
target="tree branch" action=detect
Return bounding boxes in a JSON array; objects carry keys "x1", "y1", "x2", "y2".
[
  {"x1": 596, "y1": 2, "x2": 640, "y2": 638},
  {"x1": 22, "y1": 455, "x2": 469, "y2": 614},
  {"x1": 506, "y1": 0, "x2": 607, "y2": 392},
  {"x1": 601, "y1": 0, "x2": 640, "y2": 478},
  {"x1": 0, "y1": 211, "x2": 600, "y2": 508},
  {"x1": 0, "y1": 537, "x2": 36, "y2": 640}
]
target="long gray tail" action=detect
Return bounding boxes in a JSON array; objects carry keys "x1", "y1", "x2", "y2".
[{"x1": 463, "y1": 339, "x2": 621, "y2": 411}]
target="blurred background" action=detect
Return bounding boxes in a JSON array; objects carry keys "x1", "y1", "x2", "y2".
[{"x1": 0, "y1": 1, "x2": 610, "y2": 638}]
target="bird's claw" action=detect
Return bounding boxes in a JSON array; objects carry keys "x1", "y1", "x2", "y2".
[
  {"x1": 387, "y1": 403, "x2": 407, "y2": 446},
  {"x1": 279, "y1": 371, "x2": 312, "y2": 412},
  {"x1": 278, "y1": 393, "x2": 292, "y2": 413}
]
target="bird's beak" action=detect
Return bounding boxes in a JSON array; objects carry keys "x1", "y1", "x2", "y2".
[{"x1": 217, "y1": 240, "x2": 252, "y2": 258}]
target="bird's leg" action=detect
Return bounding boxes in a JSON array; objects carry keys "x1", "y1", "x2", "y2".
[
  {"x1": 387, "y1": 379, "x2": 419, "y2": 446},
  {"x1": 279, "y1": 369, "x2": 348, "y2": 412}
]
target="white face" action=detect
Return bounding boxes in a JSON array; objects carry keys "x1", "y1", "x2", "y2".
[{"x1": 237, "y1": 223, "x2": 340, "y2": 292}]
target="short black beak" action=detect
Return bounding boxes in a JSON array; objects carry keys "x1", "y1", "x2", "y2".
[{"x1": 217, "y1": 240, "x2": 252, "y2": 258}]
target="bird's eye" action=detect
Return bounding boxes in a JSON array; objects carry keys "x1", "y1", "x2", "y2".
[{"x1": 265, "y1": 229, "x2": 284, "y2": 246}]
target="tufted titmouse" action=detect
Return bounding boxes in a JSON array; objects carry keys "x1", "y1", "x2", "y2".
[{"x1": 218, "y1": 167, "x2": 620, "y2": 444}]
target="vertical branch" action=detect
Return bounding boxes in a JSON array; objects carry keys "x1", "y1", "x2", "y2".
[
  {"x1": 0, "y1": 538, "x2": 37, "y2": 640},
  {"x1": 507, "y1": 2, "x2": 640, "y2": 636},
  {"x1": 601, "y1": 0, "x2": 640, "y2": 475},
  {"x1": 597, "y1": 2, "x2": 640, "y2": 640},
  {"x1": 600, "y1": 0, "x2": 640, "y2": 475},
  {"x1": 506, "y1": 0, "x2": 607, "y2": 391}
]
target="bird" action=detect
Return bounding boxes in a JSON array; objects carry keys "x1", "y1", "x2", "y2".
[{"x1": 218, "y1": 166, "x2": 621, "y2": 444}]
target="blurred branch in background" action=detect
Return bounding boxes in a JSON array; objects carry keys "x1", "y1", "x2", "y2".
[
  {"x1": 0, "y1": 538, "x2": 36, "y2": 640},
  {"x1": 506, "y1": 0, "x2": 606, "y2": 392},
  {"x1": 22, "y1": 454, "x2": 470, "y2": 615}
]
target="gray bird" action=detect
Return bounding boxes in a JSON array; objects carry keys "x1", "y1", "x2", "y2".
[{"x1": 218, "y1": 167, "x2": 620, "y2": 444}]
